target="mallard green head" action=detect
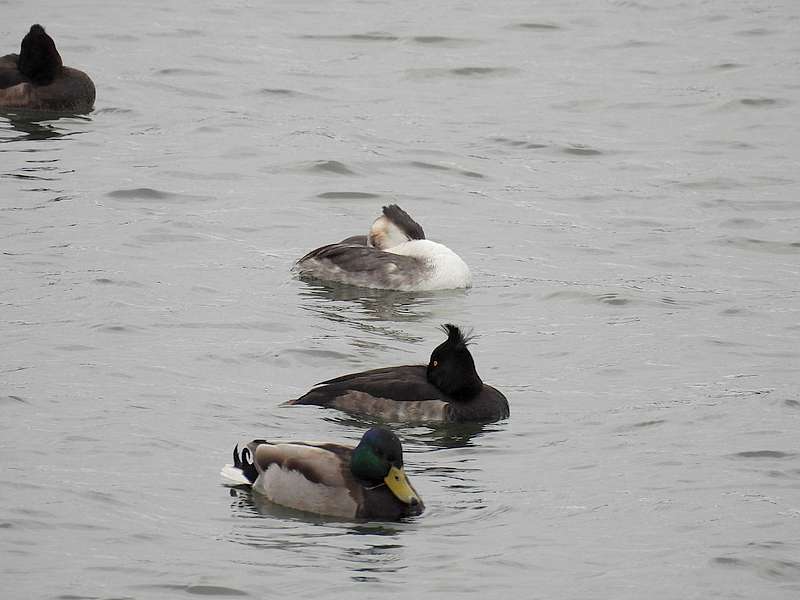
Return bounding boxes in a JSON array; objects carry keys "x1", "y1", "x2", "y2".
[{"x1": 351, "y1": 427, "x2": 422, "y2": 508}]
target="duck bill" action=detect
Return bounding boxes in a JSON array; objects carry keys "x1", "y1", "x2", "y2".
[{"x1": 384, "y1": 466, "x2": 420, "y2": 505}]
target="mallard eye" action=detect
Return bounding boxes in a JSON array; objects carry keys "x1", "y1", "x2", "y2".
[{"x1": 432, "y1": 360, "x2": 438, "y2": 367}]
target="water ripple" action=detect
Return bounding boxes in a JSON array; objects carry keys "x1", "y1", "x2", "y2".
[
  {"x1": 561, "y1": 144, "x2": 604, "y2": 157},
  {"x1": 506, "y1": 22, "x2": 562, "y2": 31},
  {"x1": 716, "y1": 237, "x2": 800, "y2": 255},
  {"x1": 710, "y1": 62, "x2": 745, "y2": 70},
  {"x1": 133, "y1": 584, "x2": 249, "y2": 597},
  {"x1": 89, "y1": 324, "x2": 144, "y2": 334},
  {"x1": 304, "y1": 160, "x2": 358, "y2": 176},
  {"x1": 106, "y1": 188, "x2": 211, "y2": 202},
  {"x1": 491, "y1": 137, "x2": 548, "y2": 150},
  {"x1": 316, "y1": 191, "x2": 381, "y2": 200},
  {"x1": 730, "y1": 450, "x2": 796, "y2": 459},
  {"x1": 299, "y1": 32, "x2": 399, "y2": 42},
  {"x1": 406, "y1": 67, "x2": 519, "y2": 79},
  {"x1": 410, "y1": 36, "x2": 478, "y2": 47},
  {"x1": 154, "y1": 68, "x2": 221, "y2": 77},
  {"x1": 405, "y1": 161, "x2": 484, "y2": 179},
  {"x1": 735, "y1": 28, "x2": 777, "y2": 37},
  {"x1": 712, "y1": 555, "x2": 800, "y2": 582},
  {"x1": 737, "y1": 97, "x2": 787, "y2": 108}
]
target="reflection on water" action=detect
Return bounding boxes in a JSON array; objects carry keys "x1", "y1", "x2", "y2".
[
  {"x1": 0, "y1": 111, "x2": 92, "y2": 207},
  {"x1": 298, "y1": 279, "x2": 439, "y2": 322},
  {"x1": 343, "y1": 540, "x2": 405, "y2": 583},
  {"x1": 297, "y1": 280, "x2": 435, "y2": 345},
  {"x1": 229, "y1": 487, "x2": 412, "y2": 531},
  {"x1": 297, "y1": 279, "x2": 471, "y2": 345},
  {"x1": 414, "y1": 422, "x2": 495, "y2": 449},
  {"x1": 0, "y1": 110, "x2": 90, "y2": 143},
  {"x1": 316, "y1": 409, "x2": 496, "y2": 450},
  {"x1": 229, "y1": 486, "x2": 336, "y2": 525},
  {"x1": 227, "y1": 486, "x2": 410, "y2": 581}
]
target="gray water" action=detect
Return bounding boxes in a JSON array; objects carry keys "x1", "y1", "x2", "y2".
[{"x1": 2, "y1": 0, "x2": 799, "y2": 598}]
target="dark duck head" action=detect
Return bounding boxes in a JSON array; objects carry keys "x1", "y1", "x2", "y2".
[
  {"x1": 17, "y1": 24, "x2": 63, "y2": 85},
  {"x1": 351, "y1": 427, "x2": 422, "y2": 509},
  {"x1": 426, "y1": 324, "x2": 484, "y2": 401}
]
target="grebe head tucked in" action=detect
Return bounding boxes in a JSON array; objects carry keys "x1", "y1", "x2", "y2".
[
  {"x1": 368, "y1": 204, "x2": 425, "y2": 249},
  {"x1": 0, "y1": 24, "x2": 95, "y2": 112},
  {"x1": 294, "y1": 204, "x2": 471, "y2": 291}
]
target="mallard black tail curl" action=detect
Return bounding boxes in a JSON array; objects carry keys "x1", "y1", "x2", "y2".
[{"x1": 233, "y1": 443, "x2": 263, "y2": 484}]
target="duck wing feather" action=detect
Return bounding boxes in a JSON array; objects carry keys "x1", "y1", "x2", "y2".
[
  {"x1": 291, "y1": 365, "x2": 445, "y2": 405},
  {"x1": 295, "y1": 244, "x2": 429, "y2": 290}
]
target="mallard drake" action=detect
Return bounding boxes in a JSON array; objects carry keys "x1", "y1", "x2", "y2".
[
  {"x1": 294, "y1": 205, "x2": 471, "y2": 291},
  {"x1": 0, "y1": 25, "x2": 95, "y2": 112},
  {"x1": 221, "y1": 427, "x2": 424, "y2": 520},
  {"x1": 285, "y1": 324, "x2": 509, "y2": 423}
]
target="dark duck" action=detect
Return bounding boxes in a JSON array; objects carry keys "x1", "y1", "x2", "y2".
[
  {"x1": 286, "y1": 324, "x2": 509, "y2": 423},
  {"x1": 0, "y1": 24, "x2": 95, "y2": 112}
]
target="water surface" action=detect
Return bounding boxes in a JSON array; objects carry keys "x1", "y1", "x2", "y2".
[{"x1": 2, "y1": 1, "x2": 799, "y2": 598}]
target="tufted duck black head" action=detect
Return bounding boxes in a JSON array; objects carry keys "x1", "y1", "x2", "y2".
[
  {"x1": 426, "y1": 324, "x2": 483, "y2": 401},
  {"x1": 18, "y1": 24, "x2": 63, "y2": 85}
]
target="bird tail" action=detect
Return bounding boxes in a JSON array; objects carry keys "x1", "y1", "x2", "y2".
[{"x1": 220, "y1": 441, "x2": 264, "y2": 486}]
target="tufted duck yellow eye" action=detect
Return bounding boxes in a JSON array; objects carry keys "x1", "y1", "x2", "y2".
[{"x1": 432, "y1": 360, "x2": 438, "y2": 367}]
